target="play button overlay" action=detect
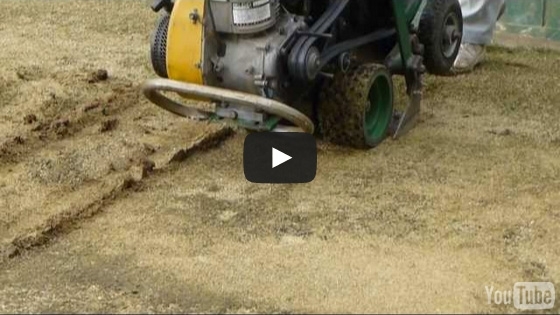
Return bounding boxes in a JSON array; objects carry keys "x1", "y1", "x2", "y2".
[
  {"x1": 244, "y1": 133, "x2": 317, "y2": 184},
  {"x1": 272, "y1": 148, "x2": 292, "y2": 168}
]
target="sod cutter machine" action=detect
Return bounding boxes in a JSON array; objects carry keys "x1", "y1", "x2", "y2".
[{"x1": 142, "y1": 0, "x2": 463, "y2": 148}]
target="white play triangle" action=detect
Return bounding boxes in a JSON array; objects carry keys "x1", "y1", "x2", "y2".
[{"x1": 272, "y1": 148, "x2": 292, "y2": 168}]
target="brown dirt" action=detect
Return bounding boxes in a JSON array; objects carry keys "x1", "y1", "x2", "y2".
[{"x1": 1, "y1": 0, "x2": 560, "y2": 313}]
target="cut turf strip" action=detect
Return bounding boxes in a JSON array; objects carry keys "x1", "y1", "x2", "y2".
[{"x1": 0, "y1": 125, "x2": 234, "y2": 263}]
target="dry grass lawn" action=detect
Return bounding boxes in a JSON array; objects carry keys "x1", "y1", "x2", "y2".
[{"x1": 0, "y1": 0, "x2": 559, "y2": 313}]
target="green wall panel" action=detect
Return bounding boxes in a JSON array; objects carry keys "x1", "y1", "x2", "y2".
[
  {"x1": 501, "y1": 0, "x2": 560, "y2": 41},
  {"x1": 545, "y1": 0, "x2": 560, "y2": 29},
  {"x1": 502, "y1": 0, "x2": 544, "y2": 27}
]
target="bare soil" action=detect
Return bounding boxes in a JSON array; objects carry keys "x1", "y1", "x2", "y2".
[{"x1": 1, "y1": 0, "x2": 560, "y2": 313}]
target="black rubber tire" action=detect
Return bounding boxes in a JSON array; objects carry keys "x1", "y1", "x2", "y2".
[
  {"x1": 319, "y1": 64, "x2": 394, "y2": 149},
  {"x1": 150, "y1": 13, "x2": 170, "y2": 78},
  {"x1": 418, "y1": 0, "x2": 463, "y2": 76}
]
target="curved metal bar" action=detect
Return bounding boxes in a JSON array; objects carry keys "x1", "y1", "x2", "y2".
[{"x1": 141, "y1": 78, "x2": 315, "y2": 134}]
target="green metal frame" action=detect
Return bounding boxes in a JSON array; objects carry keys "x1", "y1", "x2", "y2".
[
  {"x1": 388, "y1": 0, "x2": 424, "y2": 138},
  {"x1": 392, "y1": 0, "x2": 416, "y2": 90}
]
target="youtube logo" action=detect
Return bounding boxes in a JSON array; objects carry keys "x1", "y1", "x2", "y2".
[{"x1": 244, "y1": 133, "x2": 317, "y2": 184}]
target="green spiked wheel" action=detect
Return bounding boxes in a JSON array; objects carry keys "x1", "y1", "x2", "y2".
[{"x1": 319, "y1": 63, "x2": 394, "y2": 149}]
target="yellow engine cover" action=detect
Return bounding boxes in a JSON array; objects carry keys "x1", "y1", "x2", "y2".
[{"x1": 166, "y1": 0, "x2": 205, "y2": 85}]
